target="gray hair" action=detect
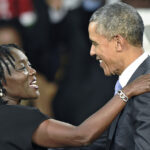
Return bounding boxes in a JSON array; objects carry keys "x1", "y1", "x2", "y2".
[{"x1": 89, "y1": 2, "x2": 144, "y2": 47}]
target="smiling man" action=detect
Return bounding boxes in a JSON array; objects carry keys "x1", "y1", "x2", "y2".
[{"x1": 88, "y1": 2, "x2": 150, "y2": 150}]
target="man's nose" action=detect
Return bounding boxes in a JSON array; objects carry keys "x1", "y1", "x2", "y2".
[{"x1": 90, "y1": 45, "x2": 95, "y2": 56}]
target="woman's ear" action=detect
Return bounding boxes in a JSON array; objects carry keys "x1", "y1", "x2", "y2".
[
  {"x1": 0, "y1": 80, "x2": 6, "y2": 97},
  {"x1": 1, "y1": 79, "x2": 6, "y2": 86},
  {"x1": 0, "y1": 80, "x2": 7, "y2": 93},
  {"x1": 0, "y1": 88, "x2": 3, "y2": 97}
]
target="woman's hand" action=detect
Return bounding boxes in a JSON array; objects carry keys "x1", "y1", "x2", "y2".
[{"x1": 123, "y1": 74, "x2": 150, "y2": 98}]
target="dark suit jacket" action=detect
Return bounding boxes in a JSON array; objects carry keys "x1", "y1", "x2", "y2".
[{"x1": 107, "y1": 56, "x2": 150, "y2": 150}]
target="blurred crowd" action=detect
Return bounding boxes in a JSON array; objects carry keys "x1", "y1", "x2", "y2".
[{"x1": 0, "y1": 0, "x2": 149, "y2": 129}]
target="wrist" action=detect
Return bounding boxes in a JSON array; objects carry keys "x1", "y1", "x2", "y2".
[
  {"x1": 117, "y1": 90, "x2": 129, "y2": 102},
  {"x1": 122, "y1": 86, "x2": 133, "y2": 99}
]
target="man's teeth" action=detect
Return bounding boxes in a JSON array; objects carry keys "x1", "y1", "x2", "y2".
[{"x1": 99, "y1": 60, "x2": 102, "y2": 63}]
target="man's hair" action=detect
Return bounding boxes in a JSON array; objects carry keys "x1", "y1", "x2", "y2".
[{"x1": 89, "y1": 2, "x2": 144, "y2": 47}]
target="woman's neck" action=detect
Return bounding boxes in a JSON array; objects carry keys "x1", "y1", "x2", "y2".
[{"x1": 2, "y1": 95, "x2": 21, "y2": 105}]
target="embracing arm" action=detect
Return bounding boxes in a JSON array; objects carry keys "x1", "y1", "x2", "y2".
[{"x1": 32, "y1": 74, "x2": 150, "y2": 148}]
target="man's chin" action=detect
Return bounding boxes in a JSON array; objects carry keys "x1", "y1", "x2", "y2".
[
  {"x1": 103, "y1": 70, "x2": 112, "y2": 76},
  {"x1": 104, "y1": 73, "x2": 112, "y2": 76}
]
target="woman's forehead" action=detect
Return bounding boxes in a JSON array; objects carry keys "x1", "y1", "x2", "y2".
[
  {"x1": 2, "y1": 48, "x2": 28, "y2": 71},
  {"x1": 10, "y1": 48, "x2": 28, "y2": 62}
]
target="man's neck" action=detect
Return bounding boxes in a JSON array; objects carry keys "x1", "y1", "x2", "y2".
[
  {"x1": 122, "y1": 47, "x2": 144, "y2": 73},
  {"x1": 119, "y1": 51, "x2": 148, "y2": 88}
]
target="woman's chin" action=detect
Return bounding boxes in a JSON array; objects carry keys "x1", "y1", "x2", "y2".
[
  {"x1": 24, "y1": 91, "x2": 40, "y2": 100},
  {"x1": 32, "y1": 92, "x2": 40, "y2": 100}
]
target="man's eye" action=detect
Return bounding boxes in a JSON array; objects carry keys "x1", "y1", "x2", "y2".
[{"x1": 92, "y1": 41, "x2": 98, "y2": 46}]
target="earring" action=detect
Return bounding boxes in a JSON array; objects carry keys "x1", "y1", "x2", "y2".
[{"x1": 0, "y1": 89, "x2": 3, "y2": 97}]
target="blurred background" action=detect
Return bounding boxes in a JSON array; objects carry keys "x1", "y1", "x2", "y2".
[{"x1": 0, "y1": 0, "x2": 149, "y2": 148}]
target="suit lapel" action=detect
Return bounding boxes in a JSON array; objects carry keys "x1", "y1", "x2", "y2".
[
  {"x1": 106, "y1": 112, "x2": 122, "y2": 150},
  {"x1": 106, "y1": 56, "x2": 150, "y2": 150},
  {"x1": 107, "y1": 113, "x2": 121, "y2": 140}
]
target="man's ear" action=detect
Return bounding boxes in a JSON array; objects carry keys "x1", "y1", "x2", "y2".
[{"x1": 113, "y1": 35, "x2": 125, "y2": 52}]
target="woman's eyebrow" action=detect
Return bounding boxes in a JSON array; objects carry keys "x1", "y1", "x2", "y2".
[{"x1": 17, "y1": 57, "x2": 28, "y2": 63}]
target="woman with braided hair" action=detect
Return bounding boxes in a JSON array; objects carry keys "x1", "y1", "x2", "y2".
[{"x1": 0, "y1": 44, "x2": 150, "y2": 150}]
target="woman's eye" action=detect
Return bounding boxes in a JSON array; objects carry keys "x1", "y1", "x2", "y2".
[
  {"x1": 18, "y1": 66, "x2": 26, "y2": 70},
  {"x1": 16, "y1": 64, "x2": 26, "y2": 71},
  {"x1": 16, "y1": 62, "x2": 32, "y2": 71}
]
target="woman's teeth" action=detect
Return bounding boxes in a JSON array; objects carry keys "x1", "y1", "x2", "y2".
[
  {"x1": 30, "y1": 80, "x2": 39, "y2": 89},
  {"x1": 32, "y1": 81, "x2": 37, "y2": 84}
]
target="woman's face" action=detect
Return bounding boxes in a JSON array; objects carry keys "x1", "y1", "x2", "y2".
[{"x1": 2, "y1": 48, "x2": 40, "y2": 100}]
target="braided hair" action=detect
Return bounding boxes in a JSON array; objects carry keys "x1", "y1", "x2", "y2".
[{"x1": 0, "y1": 44, "x2": 23, "y2": 104}]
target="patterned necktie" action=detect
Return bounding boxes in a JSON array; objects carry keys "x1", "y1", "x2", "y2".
[{"x1": 114, "y1": 80, "x2": 122, "y2": 95}]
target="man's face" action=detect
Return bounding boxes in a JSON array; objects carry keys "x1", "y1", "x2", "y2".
[{"x1": 88, "y1": 22, "x2": 121, "y2": 76}]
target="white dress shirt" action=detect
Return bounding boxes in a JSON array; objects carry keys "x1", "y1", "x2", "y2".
[{"x1": 119, "y1": 52, "x2": 149, "y2": 88}]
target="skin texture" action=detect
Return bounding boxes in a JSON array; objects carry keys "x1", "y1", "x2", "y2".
[{"x1": 1, "y1": 47, "x2": 150, "y2": 148}]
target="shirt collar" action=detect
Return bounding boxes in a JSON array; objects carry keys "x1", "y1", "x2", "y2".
[{"x1": 119, "y1": 52, "x2": 149, "y2": 88}]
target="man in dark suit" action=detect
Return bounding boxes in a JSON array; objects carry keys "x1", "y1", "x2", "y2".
[{"x1": 89, "y1": 2, "x2": 150, "y2": 150}]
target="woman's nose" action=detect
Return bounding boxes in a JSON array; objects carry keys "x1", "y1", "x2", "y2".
[{"x1": 29, "y1": 67, "x2": 36, "y2": 75}]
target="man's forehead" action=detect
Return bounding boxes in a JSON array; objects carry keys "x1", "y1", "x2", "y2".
[
  {"x1": 89, "y1": 23, "x2": 101, "y2": 39},
  {"x1": 89, "y1": 22, "x2": 97, "y2": 31}
]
